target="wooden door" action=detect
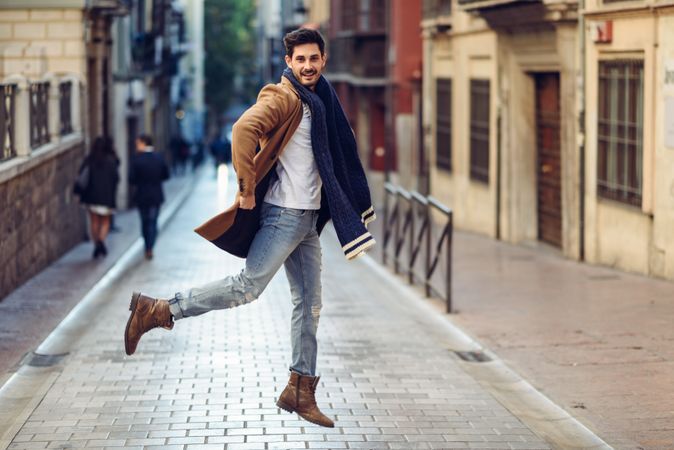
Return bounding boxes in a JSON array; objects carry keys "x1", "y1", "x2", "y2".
[{"x1": 535, "y1": 73, "x2": 562, "y2": 248}]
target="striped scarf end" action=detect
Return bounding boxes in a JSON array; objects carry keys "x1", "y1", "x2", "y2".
[
  {"x1": 343, "y1": 234, "x2": 376, "y2": 260},
  {"x1": 361, "y1": 206, "x2": 376, "y2": 226}
]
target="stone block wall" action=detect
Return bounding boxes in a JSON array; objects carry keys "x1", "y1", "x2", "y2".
[
  {"x1": 0, "y1": 140, "x2": 86, "y2": 300},
  {"x1": 0, "y1": 8, "x2": 86, "y2": 78}
]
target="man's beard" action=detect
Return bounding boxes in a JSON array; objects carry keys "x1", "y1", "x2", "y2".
[{"x1": 298, "y1": 69, "x2": 318, "y2": 85}]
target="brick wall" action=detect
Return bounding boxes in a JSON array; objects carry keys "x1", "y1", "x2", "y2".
[
  {"x1": 0, "y1": 8, "x2": 86, "y2": 78},
  {"x1": 0, "y1": 140, "x2": 87, "y2": 301}
]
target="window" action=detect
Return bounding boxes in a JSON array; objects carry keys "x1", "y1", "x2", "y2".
[
  {"x1": 470, "y1": 79, "x2": 490, "y2": 183},
  {"x1": 436, "y1": 78, "x2": 452, "y2": 171},
  {"x1": 597, "y1": 60, "x2": 643, "y2": 207}
]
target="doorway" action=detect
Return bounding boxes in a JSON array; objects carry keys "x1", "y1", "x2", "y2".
[{"x1": 535, "y1": 73, "x2": 562, "y2": 248}]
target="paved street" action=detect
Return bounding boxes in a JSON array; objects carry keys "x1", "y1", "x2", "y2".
[{"x1": 3, "y1": 171, "x2": 552, "y2": 450}]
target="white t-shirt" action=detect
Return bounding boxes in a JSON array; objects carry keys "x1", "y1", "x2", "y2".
[{"x1": 264, "y1": 103, "x2": 323, "y2": 209}]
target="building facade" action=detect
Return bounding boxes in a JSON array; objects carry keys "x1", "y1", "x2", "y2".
[
  {"x1": 423, "y1": 0, "x2": 674, "y2": 279},
  {"x1": 328, "y1": 0, "x2": 388, "y2": 174},
  {"x1": 0, "y1": 0, "x2": 193, "y2": 300},
  {"x1": 582, "y1": 0, "x2": 674, "y2": 278},
  {"x1": 0, "y1": 1, "x2": 97, "y2": 300}
]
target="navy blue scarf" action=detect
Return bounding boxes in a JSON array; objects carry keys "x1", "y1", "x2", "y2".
[{"x1": 283, "y1": 68, "x2": 376, "y2": 260}]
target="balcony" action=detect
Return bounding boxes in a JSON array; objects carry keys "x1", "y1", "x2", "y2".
[
  {"x1": 422, "y1": 0, "x2": 452, "y2": 34},
  {"x1": 85, "y1": 0, "x2": 131, "y2": 14},
  {"x1": 131, "y1": 32, "x2": 161, "y2": 74},
  {"x1": 423, "y1": 0, "x2": 452, "y2": 19},
  {"x1": 458, "y1": 0, "x2": 524, "y2": 10},
  {"x1": 457, "y1": 0, "x2": 577, "y2": 27},
  {"x1": 338, "y1": 0, "x2": 387, "y2": 37},
  {"x1": 328, "y1": 37, "x2": 387, "y2": 85}
]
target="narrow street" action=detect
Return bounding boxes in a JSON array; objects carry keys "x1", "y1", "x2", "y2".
[{"x1": 2, "y1": 172, "x2": 554, "y2": 450}]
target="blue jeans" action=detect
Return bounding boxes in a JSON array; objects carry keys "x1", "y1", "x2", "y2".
[
  {"x1": 169, "y1": 202, "x2": 323, "y2": 376},
  {"x1": 139, "y1": 205, "x2": 160, "y2": 251}
]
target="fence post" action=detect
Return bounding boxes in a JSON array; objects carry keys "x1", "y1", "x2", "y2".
[
  {"x1": 4, "y1": 75, "x2": 30, "y2": 157},
  {"x1": 44, "y1": 73, "x2": 60, "y2": 143},
  {"x1": 393, "y1": 191, "x2": 400, "y2": 274},
  {"x1": 382, "y1": 185, "x2": 389, "y2": 265},
  {"x1": 446, "y1": 210, "x2": 453, "y2": 313},
  {"x1": 408, "y1": 198, "x2": 414, "y2": 284},
  {"x1": 424, "y1": 199, "x2": 431, "y2": 297}
]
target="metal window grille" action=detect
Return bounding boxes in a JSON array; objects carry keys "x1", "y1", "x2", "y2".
[
  {"x1": 470, "y1": 79, "x2": 490, "y2": 183},
  {"x1": 59, "y1": 81, "x2": 73, "y2": 136},
  {"x1": 1, "y1": 83, "x2": 17, "y2": 162},
  {"x1": 436, "y1": 78, "x2": 452, "y2": 171},
  {"x1": 30, "y1": 81, "x2": 50, "y2": 149},
  {"x1": 363, "y1": 40, "x2": 386, "y2": 77},
  {"x1": 342, "y1": 0, "x2": 385, "y2": 33},
  {"x1": 366, "y1": 0, "x2": 386, "y2": 31},
  {"x1": 342, "y1": 0, "x2": 358, "y2": 30},
  {"x1": 597, "y1": 60, "x2": 643, "y2": 207}
]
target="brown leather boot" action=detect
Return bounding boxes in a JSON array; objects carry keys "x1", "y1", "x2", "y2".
[
  {"x1": 124, "y1": 292, "x2": 174, "y2": 356},
  {"x1": 276, "y1": 371, "x2": 334, "y2": 427}
]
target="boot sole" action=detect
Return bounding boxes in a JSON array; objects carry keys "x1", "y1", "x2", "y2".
[
  {"x1": 124, "y1": 292, "x2": 141, "y2": 356},
  {"x1": 276, "y1": 399, "x2": 334, "y2": 428},
  {"x1": 276, "y1": 399, "x2": 294, "y2": 414}
]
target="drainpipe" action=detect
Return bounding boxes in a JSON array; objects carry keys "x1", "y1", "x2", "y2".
[{"x1": 578, "y1": 0, "x2": 586, "y2": 261}]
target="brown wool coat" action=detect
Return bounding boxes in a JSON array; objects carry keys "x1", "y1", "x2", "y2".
[{"x1": 194, "y1": 77, "x2": 306, "y2": 256}]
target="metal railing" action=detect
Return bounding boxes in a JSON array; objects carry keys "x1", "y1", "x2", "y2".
[
  {"x1": 423, "y1": 0, "x2": 452, "y2": 19},
  {"x1": 383, "y1": 182, "x2": 454, "y2": 313},
  {"x1": 29, "y1": 81, "x2": 50, "y2": 149},
  {"x1": 1, "y1": 83, "x2": 17, "y2": 162},
  {"x1": 59, "y1": 81, "x2": 73, "y2": 136}
]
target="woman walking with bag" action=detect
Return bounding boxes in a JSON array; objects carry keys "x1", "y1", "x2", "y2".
[{"x1": 76, "y1": 136, "x2": 119, "y2": 258}]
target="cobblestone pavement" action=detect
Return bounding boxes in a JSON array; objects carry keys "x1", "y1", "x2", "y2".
[{"x1": 6, "y1": 172, "x2": 551, "y2": 450}]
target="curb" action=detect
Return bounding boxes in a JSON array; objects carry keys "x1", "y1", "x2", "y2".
[
  {"x1": 358, "y1": 253, "x2": 614, "y2": 450},
  {"x1": 0, "y1": 171, "x2": 198, "y2": 450}
]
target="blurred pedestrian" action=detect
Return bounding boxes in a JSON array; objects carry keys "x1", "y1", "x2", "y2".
[
  {"x1": 209, "y1": 133, "x2": 231, "y2": 170},
  {"x1": 170, "y1": 134, "x2": 190, "y2": 175},
  {"x1": 76, "y1": 136, "x2": 119, "y2": 258},
  {"x1": 129, "y1": 134, "x2": 170, "y2": 260},
  {"x1": 124, "y1": 29, "x2": 376, "y2": 428}
]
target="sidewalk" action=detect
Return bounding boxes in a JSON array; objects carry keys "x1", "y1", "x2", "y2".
[
  {"x1": 0, "y1": 173, "x2": 568, "y2": 450},
  {"x1": 0, "y1": 170, "x2": 197, "y2": 381},
  {"x1": 444, "y1": 232, "x2": 674, "y2": 449},
  {"x1": 364, "y1": 171, "x2": 674, "y2": 449}
]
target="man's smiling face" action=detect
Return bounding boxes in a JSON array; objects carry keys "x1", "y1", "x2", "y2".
[{"x1": 285, "y1": 43, "x2": 326, "y2": 90}]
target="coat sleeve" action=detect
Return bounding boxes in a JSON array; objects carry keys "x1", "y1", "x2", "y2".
[
  {"x1": 160, "y1": 155, "x2": 170, "y2": 181},
  {"x1": 128, "y1": 157, "x2": 137, "y2": 185},
  {"x1": 231, "y1": 84, "x2": 292, "y2": 198}
]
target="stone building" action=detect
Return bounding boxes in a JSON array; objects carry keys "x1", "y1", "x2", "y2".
[
  {"x1": 0, "y1": 1, "x2": 95, "y2": 300},
  {"x1": 422, "y1": 0, "x2": 674, "y2": 280},
  {"x1": 327, "y1": 0, "x2": 388, "y2": 173},
  {"x1": 0, "y1": 0, "x2": 191, "y2": 300},
  {"x1": 582, "y1": 0, "x2": 674, "y2": 279}
]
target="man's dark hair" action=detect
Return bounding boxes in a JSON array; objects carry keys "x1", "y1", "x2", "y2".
[
  {"x1": 138, "y1": 134, "x2": 153, "y2": 146},
  {"x1": 283, "y1": 28, "x2": 325, "y2": 57}
]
